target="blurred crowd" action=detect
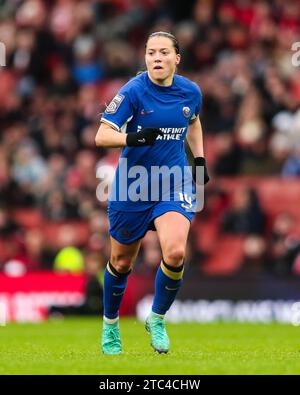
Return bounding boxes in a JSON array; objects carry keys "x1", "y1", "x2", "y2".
[{"x1": 0, "y1": 0, "x2": 300, "y2": 277}]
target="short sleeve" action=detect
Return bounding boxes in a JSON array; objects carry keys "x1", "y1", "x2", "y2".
[
  {"x1": 190, "y1": 84, "x2": 202, "y2": 122},
  {"x1": 101, "y1": 86, "x2": 135, "y2": 132}
]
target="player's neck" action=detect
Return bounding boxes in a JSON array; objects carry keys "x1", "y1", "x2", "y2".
[{"x1": 148, "y1": 73, "x2": 174, "y2": 87}]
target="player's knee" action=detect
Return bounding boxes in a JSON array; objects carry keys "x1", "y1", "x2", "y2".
[
  {"x1": 164, "y1": 246, "x2": 185, "y2": 267},
  {"x1": 110, "y1": 254, "x2": 133, "y2": 273}
]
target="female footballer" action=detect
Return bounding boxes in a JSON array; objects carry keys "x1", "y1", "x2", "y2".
[{"x1": 95, "y1": 31, "x2": 209, "y2": 354}]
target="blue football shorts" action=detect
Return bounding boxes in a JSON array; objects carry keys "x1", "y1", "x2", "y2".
[{"x1": 108, "y1": 201, "x2": 195, "y2": 245}]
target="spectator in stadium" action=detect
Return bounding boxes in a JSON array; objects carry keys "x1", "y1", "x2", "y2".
[
  {"x1": 7, "y1": 228, "x2": 53, "y2": 272},
  {"x1": 281, "y1": 142, "x2": 300, "y2": 177},
  {"x1": 0, "y1": 206, "x2": 19, "y2": 238},
  {"x1": 236, "y1": 235, "x2": 268, "y2": 276},
  {"x1": 267, "y1": 212, "x2": 300, "y2": 276},
  {"x1": 213, "y1": 132, "x2": 243, "y2": 176},
  {"x1": 134, "y1": 232, "x2": 162, "y2": 275},
  {"x1": 222, "y1": 187, "x2": 266, "y2": 235},
  {"x1": 49, "y1": 252, "x2": 104, "y2": 317}
]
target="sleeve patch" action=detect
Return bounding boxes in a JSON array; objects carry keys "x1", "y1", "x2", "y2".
[
  {"x1": 105, "y1": 93, "x2": 125, "y2": 114},
  {"x1": 189, "y1": 114, "x2": 198, "y2": 124}
]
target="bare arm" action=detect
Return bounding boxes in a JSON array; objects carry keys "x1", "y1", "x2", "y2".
[
  {"x1": 185, "y1": 116, "x2": 205, "y2": 158},
  {"x1": 95, "y1": 121, "x2": 127, "y2": 148}
]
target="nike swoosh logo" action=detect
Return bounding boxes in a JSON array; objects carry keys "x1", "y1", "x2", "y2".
[
  {"x1": 113, "y1": 292, "x2": 125, "y2": 296},
  {"x1": 141, "y1": 109, "x2": 154, "y2": 115},
  {"x1": 138, "y1": 138, "x2": 146, "y2": 143},
  {"x1": 165, "y1": 286, "x2": 179, "y2": 291}
]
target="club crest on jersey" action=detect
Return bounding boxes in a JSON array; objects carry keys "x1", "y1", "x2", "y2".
[
  {"x1": 182, "y1": 106, "x2": 191, "y2": 118},
  {"x1": 105, "y1": 93, "x2": 125, "y2": 114}
]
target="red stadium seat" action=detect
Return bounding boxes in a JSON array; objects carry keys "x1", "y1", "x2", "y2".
[
  {"x1": 193, "y1": 220, "x2": 220, "y2": 254},
  {"x1": 202, "y1": 235, "x2": 245, "y2": 275},
  {"x1": 12, "y1": 209, "x2": 43, "y2": 228},
  {"x1": 204, "y1": 135, "x2": 219, "y2": 167},
  {"x1": 42, "y1": 221, "x2": 90, "y2": 249},
  {"x1": 256, "y1": 178, "x2": 300, "y2": 217}
]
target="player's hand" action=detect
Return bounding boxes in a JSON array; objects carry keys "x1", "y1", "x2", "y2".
[
  {"x1": 126, "y1": 128, "x2": 163, "y2": 147},
  {"x1": 193, "y1": 157, "x2": 210, "y2": 185}
]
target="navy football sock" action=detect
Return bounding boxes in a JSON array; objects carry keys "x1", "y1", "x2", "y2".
[
  {"x1": 152, "y1": 259, "x2": 184, "y2": 316},
  {"x1": 103, "y1": 261, "x2": 131, "y2": 320}
]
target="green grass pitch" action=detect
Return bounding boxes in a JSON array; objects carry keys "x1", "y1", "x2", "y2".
[{"x1": 0, "y1": 317, "x2": 299, "y2": 374}]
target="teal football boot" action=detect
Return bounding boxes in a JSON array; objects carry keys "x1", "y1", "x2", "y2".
[
  {"x1": 145, "y1": 312, "x2": 170, "y2": 354},
  {"x1": 101, "y1": 320, "x2": 122, "y2": 355}
]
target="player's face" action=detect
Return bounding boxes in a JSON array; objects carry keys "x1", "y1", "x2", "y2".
[{"x1": 145, "y1": 36, "x2": 181, "y2": 86}]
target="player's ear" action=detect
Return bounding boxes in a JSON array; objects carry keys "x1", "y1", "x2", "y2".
[{"x1": 175, "y1": 54, "x2": 181, "y2": 65}]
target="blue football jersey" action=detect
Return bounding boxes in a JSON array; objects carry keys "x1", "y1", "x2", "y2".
[{"x1": 101, "y1": 72, "x2": 202, "y2": 211}]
